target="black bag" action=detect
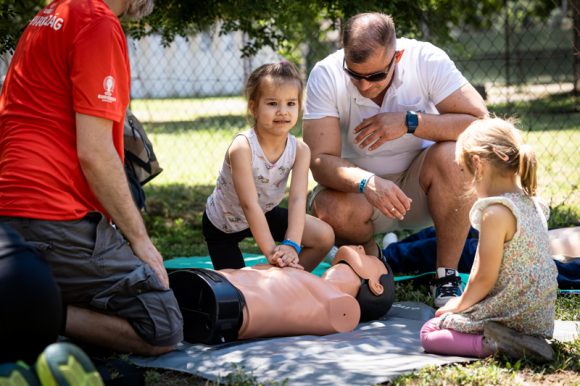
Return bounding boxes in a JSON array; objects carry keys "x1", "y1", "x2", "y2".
[
  {"x1": 168, "y1": 268, "x2": 245, "y2": 345},
  {"x1": 124, "y1": 109, "x2": 162, "y2": 209}
]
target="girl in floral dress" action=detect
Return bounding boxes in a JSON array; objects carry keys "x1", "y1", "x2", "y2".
[
  {"x1": 203, "y1": 62, "x2": 334, "y2": 271},
  {"x1": 420, "y1": 118, "x2": 558, "y2": 361}
]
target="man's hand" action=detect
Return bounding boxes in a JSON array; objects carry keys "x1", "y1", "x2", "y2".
[
  {"x1": 354, "y1": 112, "x2": 407, "y2": 151},
  {"x1": 131, "y1": 239, "x2": 169, "y2": 288},
  {"x1": 364, "y1": 176, "x2": 412, "y2": 220}
]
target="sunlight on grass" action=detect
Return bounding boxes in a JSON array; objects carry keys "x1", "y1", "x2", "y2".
[
  {"x1": 146, "y1": 124, "x2": 578, "y2": 207},
  {"x1": 131, "y1": 96, "x2": 246, "y2": 122}
]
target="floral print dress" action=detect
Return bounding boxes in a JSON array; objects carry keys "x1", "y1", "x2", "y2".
[{"x1": 440, "y1": 192, "x2": 558, "y2": 338}]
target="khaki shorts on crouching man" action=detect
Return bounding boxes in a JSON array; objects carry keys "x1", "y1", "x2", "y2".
[
  {"x1": 0, "y1": 212, "x2": 183, "y2": 346},
  {"x1": 308, "y1": 147, "x2": 434, "y2": 234}
]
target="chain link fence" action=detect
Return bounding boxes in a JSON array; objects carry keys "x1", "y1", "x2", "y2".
[
  {"x1": 0, "y1": 1, "x2": 577, "y2": 218},
  {"x1": 129, "y1": 2, "x2": 578, "y2": 216}
]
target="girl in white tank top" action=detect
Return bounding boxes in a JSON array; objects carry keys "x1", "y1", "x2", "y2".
[{"x1": 203, "y1": 62, "x2": 334, "y2": 272}]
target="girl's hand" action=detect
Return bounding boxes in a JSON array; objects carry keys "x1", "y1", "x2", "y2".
[
  {"x1": 434, "y1": 297, "x2": 462, "y2": 317},
  {"x1": 271, "y1": 245, "x2": 304, "y2": 270}
]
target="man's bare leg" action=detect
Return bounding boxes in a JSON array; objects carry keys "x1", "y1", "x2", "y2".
[
  {"x1": 311, "y1": 190, "x2": 379, "y2": 256},
  {"x1": 420, "y1": 141, "x2": 475, "y2": 270},
  {"x1": 66, "y1": 306, "x2": 174, "y2": 356}
]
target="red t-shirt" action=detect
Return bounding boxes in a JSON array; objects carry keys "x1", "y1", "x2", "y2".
[{"x1": 0, "y1": 0, "x2": 129, "y2": 220}]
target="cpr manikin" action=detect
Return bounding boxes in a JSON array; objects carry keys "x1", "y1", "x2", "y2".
[{"x1": 169, "y1": 245, "x2": 395, "y2": 344}]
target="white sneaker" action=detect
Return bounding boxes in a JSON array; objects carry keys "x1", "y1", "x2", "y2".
[
  {"x1": 431, "y1": 268, "x2": 463, "y2": 308},
  {"x1": 382, "y1": 232, "x2": 398, "y2": 249}
]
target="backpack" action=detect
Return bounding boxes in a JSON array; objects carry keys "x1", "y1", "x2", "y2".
[{"x1": 124, "y1": 109, "x2": 162, "y2": 209}]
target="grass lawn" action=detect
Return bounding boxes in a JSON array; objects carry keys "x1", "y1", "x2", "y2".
[{"x1": 135, "y1": 92, "x2": 579, "y2": 385}]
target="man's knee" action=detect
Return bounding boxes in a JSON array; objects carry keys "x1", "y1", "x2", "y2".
[
  {"x1": 422, "y1": 142, "x2": 463, "y2": 188},
  {"x1": 99, "y1": 266, "x2": 184, "y2": 346},
  {"x1": 312, "y1": 190, "x2": 371, "y2": 229},
  {"x1": 133, "y1": 291, "x2": 184, "y2": 346}
]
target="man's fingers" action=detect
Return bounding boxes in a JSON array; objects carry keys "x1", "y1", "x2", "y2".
[
  {"x1": 354, "y1": 117, "x2": 372, "y2": 133},
  {"x1": 359, "y1": 130, "x2": 384, "y2": 149},
  {"x1": 369, "y1": 136, "x2": 387, "y2": 151}
]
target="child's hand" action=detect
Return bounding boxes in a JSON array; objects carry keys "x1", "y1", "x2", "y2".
[
  {"x1": 271, "y1": 245, "x2": 304, "y2": 270},
  {"x1": 434, "y1": 297, "x2": 462, "y2": 317}
]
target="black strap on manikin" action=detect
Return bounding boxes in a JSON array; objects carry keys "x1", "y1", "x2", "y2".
[{"x1": 168, "y1": 268, "x2": 245, "y2": 345}]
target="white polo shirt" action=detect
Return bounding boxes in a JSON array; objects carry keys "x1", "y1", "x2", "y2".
[{"x1": 304, "y1": 38, "x2": 468, "y2": 175}]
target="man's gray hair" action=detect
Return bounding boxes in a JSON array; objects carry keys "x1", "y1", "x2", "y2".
[
  {"x1": 342, "y1": 13, "x2": 396, "y2": 64},
  {"x1": 123, "y1": 0, "x2": 154, "y2": 21}
]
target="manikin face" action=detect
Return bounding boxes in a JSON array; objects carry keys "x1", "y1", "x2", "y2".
[
  {"x1": 343, "y1": 46, "x2": 398, "y2": 100},
  {"x1": 250, "y1": 77, "x2": 301, "y2": 136}
]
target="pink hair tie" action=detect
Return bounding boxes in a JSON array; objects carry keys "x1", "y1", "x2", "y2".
[{"x1": 492, "y1": 147, "x2": 510, "y2": 162}]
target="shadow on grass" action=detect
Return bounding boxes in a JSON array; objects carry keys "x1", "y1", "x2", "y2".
[
  {"x1": 142, "y1": 182, "x2": 578, "y2": 260},
  {"x1": 143, "y1": 183, "x2": 213, "y2": 258}
]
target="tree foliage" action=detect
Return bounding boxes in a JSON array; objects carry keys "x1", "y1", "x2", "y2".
[
  {"x1": 0, "y1": 0, "x2": 44, "y2": 55},
  {"x1": 0, "y1": 0, "x2": 563, "y2": 58}
]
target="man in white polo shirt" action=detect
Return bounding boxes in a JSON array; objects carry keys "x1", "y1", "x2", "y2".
[{"x1": 303, "y1": 12, "x2": 488, "y2": 307}]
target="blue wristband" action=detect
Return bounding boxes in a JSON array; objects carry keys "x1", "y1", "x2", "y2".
[
  {"x1": 282, "y1": 239, "x2": 302, "y2": 254},
  {"x1": 358, "y1": 174, "x2": 375, "y2": 193}
]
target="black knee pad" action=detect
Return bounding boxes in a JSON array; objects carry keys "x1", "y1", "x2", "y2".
[
  {"x1": 356, "y1": 263, "x2": 395, "y2": 322},
  {"x1": 168, "y1": 268, "x2": 245, "y2": 345}
]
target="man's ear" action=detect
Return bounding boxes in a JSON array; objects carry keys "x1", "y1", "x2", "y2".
[{"x1": 395, "y1": 50, "x2": 404, "y2": 63}]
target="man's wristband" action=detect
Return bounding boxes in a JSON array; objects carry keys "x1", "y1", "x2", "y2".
[
  {"x1": 358, "y1": 174, "x2": 375, "y2": 193},
  {"x1": 282, "y1": 239, "x2": 302, "y2": 254}
]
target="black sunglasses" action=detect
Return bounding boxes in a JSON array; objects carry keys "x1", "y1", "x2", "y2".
[{"x1": 343, "y1": 50, "x2": 399, "y2": 82}]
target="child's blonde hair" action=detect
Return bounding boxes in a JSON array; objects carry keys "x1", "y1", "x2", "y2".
[
  {"x1": 456, "y1": 118, "x2": 538, "y2": 196},
  {"x1": 244, "y1": 61, "x2": 304, "y2": 123}
]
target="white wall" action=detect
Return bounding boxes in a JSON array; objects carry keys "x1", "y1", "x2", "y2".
[{"x1": 128, "y1": 31, "x2": 280, "y2": 99}]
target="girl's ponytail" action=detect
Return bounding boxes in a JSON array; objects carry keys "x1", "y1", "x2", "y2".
[{"x1": 518, "y1": 144, "x2": 537, "y2": 196}]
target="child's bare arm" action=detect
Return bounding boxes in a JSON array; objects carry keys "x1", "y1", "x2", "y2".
[
  {"x1": 286, "y1": 142, "x2": 310, "y2": 243},
  {"x1": 229, "y1": 136, "x2": 277, "y2": 261},
  {"x1": 436, "y1": 204, "x2": 516, "y2": 315},
  {"x1": 280, "y1": 141, "x2": 311, "y2": 265}
]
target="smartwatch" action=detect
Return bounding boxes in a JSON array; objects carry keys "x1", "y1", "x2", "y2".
[{"x1": 406, "y1": 111, "x2": 419, "y2": 134}]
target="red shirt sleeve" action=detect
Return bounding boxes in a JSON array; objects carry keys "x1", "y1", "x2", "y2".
[{"x1": 70, "y1": 17, "x2": 129, "y2": 123}]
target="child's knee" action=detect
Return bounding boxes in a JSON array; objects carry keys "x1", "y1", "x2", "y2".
[{"x1": 420, "y1": 317, "x2": 441, "y2": 339}]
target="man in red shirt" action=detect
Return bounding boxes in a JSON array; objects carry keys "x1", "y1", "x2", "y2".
[{"x1": 0, "y1": 0, "x2": 183, "y2": 355}]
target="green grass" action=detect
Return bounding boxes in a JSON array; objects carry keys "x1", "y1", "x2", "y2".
[
  {"x1": 137, "y1": 91, "x2": 578, "y2": 385},
  {"x1": 140, "y1": 91, "x2": 579, "y2": 208}
]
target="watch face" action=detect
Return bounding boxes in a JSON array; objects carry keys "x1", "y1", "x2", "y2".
[{"x1": 406, "y1": 111, "x2": 418, "y2": 132}]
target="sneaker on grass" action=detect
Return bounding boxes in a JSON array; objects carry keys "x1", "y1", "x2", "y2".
[
  {"x1": 430, "y1": 268, "x2": 463, "y2": 308},
  {"x1": 35, "y1": 343, "x2": 104, "y2": 386}
]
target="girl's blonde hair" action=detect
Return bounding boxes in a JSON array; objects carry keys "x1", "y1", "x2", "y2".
[
  {"x1": 456, "y1": 118, "x2": 538, "y2": 196},
  {"x1": 244, "y1": 61, "x2": 304, "y2": 122}
]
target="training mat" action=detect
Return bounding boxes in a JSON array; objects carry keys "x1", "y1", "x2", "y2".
[
  {"x1": 164, "y1": 254, "x2": 333, "y2": 277},
  {"x1": 130, "y1": 302, "x2": 476, "y2": 385}
]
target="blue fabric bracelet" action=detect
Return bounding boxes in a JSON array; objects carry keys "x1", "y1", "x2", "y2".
[
  {"x1": 282, "y1": 239, "x2": 302, "y2": 254},
  {"x1": 358, "y1": 174, "x2": 375, "y2": 193}
]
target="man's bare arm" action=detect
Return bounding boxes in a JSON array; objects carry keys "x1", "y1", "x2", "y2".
[
  {"x1": 76, "y1": 113, "x2": 168, "y2": 287},
  {"x1": 414, "y1": 83, "x2": 489, "y2": 141},
  {"x1": 303, "y1": 116, "x2": 369, "y2": 192},
  {"x1": 354, "y1": 83, "x2": 489, "y2": 150}
]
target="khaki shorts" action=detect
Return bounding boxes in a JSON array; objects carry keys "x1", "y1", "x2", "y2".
[
  {"x1": 308, "y1": 147, "x2": 433, "y2": 234},
  {"x1": 0, "y1": 212, "x2": 183, "y2": 346}
]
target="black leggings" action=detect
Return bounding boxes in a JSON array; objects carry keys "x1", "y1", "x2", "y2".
[
  {"x1": 0, "y1": 223, "x2": 62, "y2": 364},
  {"x1": 202, "y1": 206, "x2": 289, "y2": 270}
]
